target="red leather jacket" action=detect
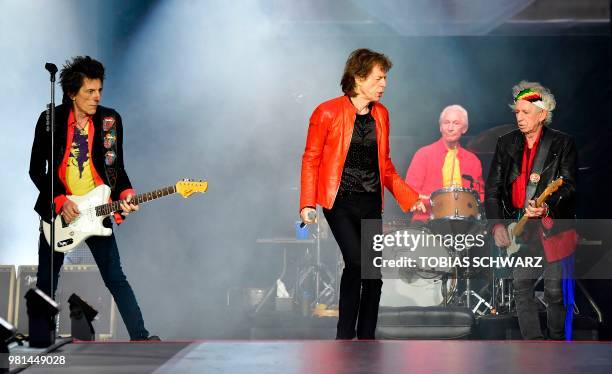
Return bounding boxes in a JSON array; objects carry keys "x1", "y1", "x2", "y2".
[{"x1": 300, "y1": 95, "x2": 418, "y2": 212}]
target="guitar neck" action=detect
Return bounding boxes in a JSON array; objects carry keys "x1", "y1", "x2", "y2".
[
  {"x1": 95, "y1": 185, "x2": 177, "y2": 217},
  {"x1": 512, "y1": 214, "x2": 529, "y2": 237},
  {"x1": 535, "y1": 193, "x2": 548, "y2": 207},
  {"x1": 512, "y1": 190, "x2": 554, "y2": 237}
]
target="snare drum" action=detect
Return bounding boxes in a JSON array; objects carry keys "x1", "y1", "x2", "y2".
[
  {"x1": 430, "y1": 187, "x2": 481, "y2": 221},
  {"x1": 379, "y1": 227, "x2": 457, "y2": 307}
]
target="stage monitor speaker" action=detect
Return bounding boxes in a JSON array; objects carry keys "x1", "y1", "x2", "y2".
[
  {"x1": 377, "y1": 306, "x2": 474, "y2": 339},
  {"x1": 56, "y1": 265, "x2": 117, "y2": 340},
  {"x1": 14, "y1": 265, "x2": 118, "y2": 339},
  {"x1": 14, "y1": 265, "x2": 39, "y2": 335},
  {"x1": 0, "y1": 266, "x2": 15, "y2": 324},
  {"x1": 474, "y1": 314, "x2": 522, "y2": 340}
]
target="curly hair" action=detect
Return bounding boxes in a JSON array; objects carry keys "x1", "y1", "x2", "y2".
[
  {"x1": 340, "y1": 49, "x2": 392, "y2": 97},
  {"x1": 510, "y1": 80, "x2": 556, "y2": 125},
  {"x1": 59, "y1": 56, "x2": 105, "y2": 104}
]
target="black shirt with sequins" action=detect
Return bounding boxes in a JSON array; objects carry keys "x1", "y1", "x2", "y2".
[{"x1": 337, "y1": 112, "x2": 381, "y2": 197}]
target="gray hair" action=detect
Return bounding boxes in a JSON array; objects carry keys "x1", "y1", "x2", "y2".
[
  {"x1": 439, "y1": 104, "x2": 469, "y2": 129},
  {"x1": 509, "y1": 80, "x2": 556, "y2": 125}
]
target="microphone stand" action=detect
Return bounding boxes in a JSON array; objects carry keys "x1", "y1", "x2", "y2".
[{"x1": 44, "y1": 63, "x2": 58, "y2": 302}]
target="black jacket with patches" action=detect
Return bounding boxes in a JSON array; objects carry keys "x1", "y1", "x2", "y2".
[{"x1": 29, "y1": 103, "x2": 132, "y2": 222}]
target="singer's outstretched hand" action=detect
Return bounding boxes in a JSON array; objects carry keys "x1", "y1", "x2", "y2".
[{"x1": 410, "y1": 194, "x2": 429, "y2": 213}]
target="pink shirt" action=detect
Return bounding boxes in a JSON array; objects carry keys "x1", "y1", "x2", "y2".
[{"x1": 405, "y1": 138, "x2": 485, "y2": 221}]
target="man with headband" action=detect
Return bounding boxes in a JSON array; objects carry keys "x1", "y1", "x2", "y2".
[
  {"x1": 405, "y1": 105, "x2": 484, "y2": 222},
  {"x1": 485, "y1": 81, "x2": 578, "y2": 340}
]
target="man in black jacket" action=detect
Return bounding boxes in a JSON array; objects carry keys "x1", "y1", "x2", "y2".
[
  {"x1": 485, "y1": 81, "x2": 578, "y2": 340},
  {"x1": 29, "y1": 56, "x2": 157, "y2": 341}
]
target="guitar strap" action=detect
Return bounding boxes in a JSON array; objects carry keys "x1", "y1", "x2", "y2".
[
  {"x1": 524, "y1": 129, "x2": 553, "y2": 208},
  {"x1": 101, "y1": 111, "x2": 118, "y2": 192}
]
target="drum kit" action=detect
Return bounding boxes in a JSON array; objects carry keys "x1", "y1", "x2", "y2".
[{"x1": 380, "y1": 186, "x2": 510, "y2": 316}]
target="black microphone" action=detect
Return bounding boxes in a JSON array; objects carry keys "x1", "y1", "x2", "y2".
[
  {"x1": 462, "y1": 174, "x2": 474, "y2": 189},
  {"x1": 45, "y1": 63, "x2": 58, "y2": 82},
  {"x1": 45, "y1": 63, "x2": 58, "y2": 74},
  {"x1": 300, "y1": 210, "x2": 317, "y2": 228}
]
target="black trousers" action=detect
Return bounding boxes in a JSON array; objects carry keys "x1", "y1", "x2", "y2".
[
  {"x1": 513, "y1": 244, "x2": 565, "y2": 340},
  {"x1": 323, "y1": 192, "x2": 382, "y2": 340}
]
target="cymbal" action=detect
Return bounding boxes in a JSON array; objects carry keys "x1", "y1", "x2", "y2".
[{"x1": 466, "y1": 124, "x2": 516, "y2": 153}]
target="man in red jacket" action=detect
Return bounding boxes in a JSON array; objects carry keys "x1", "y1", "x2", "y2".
[
  {"x1": 300, "y1": 49, "x2": 421, "y2": 339},
  {"x1": 405, "y1": 105, "x2": 484, "y2": 222}
]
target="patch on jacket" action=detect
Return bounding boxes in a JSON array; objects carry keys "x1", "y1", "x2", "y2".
[{"x1": 103, "y1": 116, "x2": 115, "y2": 131}]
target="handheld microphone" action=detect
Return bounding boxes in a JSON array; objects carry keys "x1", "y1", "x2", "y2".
[{"x1": 300, "y1": 210, "x2": 317, "y2": 228}]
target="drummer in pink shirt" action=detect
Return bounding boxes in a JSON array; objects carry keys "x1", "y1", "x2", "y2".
[{"x1": 405, "y1": 105, "x2": 485, "y2": 222}]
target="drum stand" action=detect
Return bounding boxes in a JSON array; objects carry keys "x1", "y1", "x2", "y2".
[
  {"x1": 493, "y1": 276, "x2": 514, "y2": 314},
  {"x1": 441, "y1": 273, "x2": 449, "y2": 306},
  {"x1": 455, "y1": 245, "x2": 495, "y2": 315},
  {"x1": 489, "y1": 243, "x2": 515, "y2": 314}
]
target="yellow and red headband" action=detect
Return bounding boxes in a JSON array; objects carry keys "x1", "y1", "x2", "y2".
[{"x1": 514, "y1": 88, "x2": 547, "y2": 110}]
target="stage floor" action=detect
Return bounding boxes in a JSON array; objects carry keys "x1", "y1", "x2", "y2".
[{"x1": 10, "y1": 340, "x2": 612, "y2": 373}]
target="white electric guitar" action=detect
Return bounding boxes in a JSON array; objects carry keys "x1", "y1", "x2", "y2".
[{"x1": 42, "y1": 179, "x2": 208, "y2": 253}]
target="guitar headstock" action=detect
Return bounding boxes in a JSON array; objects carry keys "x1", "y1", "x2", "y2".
[{"x1": 176, "y1": 179, "x2": 208, "y2": 198}]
